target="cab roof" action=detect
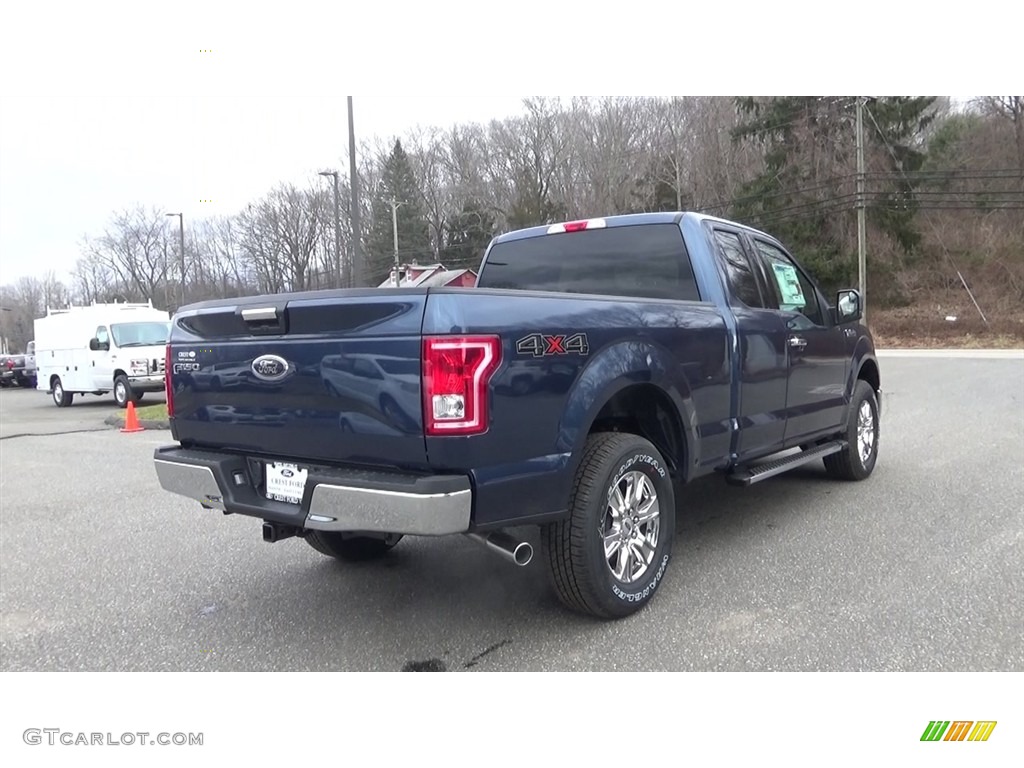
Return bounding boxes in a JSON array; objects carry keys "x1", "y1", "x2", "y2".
[{"x1": 490, "y1": 211, "x2": 774, "y2": 246}]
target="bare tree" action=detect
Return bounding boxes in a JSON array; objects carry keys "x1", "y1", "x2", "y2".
[
  {"x1": 236, "y1": 183, "x2": 327, "y2": 293},
  {"x1": 81, "y1": 206, "x2": 169, "y2": 302},
  {"x1": 977, "y1": 96, "x2": 1024, "y2": 186}
]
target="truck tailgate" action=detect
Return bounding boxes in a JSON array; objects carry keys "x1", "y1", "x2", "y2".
[{"x1": 168, "y1": 290, "x2": 429, "y2": 471}]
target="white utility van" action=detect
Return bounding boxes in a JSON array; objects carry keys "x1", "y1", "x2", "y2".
[{"x1": 34, "y1": 300, "x2": 171, "y2": 408}]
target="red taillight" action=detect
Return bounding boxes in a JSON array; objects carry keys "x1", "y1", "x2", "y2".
[
  {"x1": 563, "y1": 220, "x2": 588, "y2": 232},
  {"x1": 423, "y1": 335, "x2": 501, "y2": 436},
  {"x1": 165, "y1": 344, "x2": 174, "y2": 418}
]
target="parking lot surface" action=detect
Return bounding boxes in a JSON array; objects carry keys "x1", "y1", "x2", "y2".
[{"x1": 1, "y1": 355, "x2": 1022, "y2": 671}]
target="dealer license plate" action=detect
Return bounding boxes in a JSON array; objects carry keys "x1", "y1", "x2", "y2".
[{"x1": 265, "y1": 462, "x2": 308, "y2": 505}]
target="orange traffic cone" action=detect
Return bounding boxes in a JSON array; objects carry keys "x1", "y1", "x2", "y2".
[{"x1": 121, "y1": 401, "x2": 144, "y2": 433}]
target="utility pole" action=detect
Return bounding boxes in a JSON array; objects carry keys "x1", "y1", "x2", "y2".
[
  {"x1": 391, "y1": 197, "x2": 404, "y2": 286},
  {"x1": 318, "y1": 170, "x2": 343, "y2": 288},
  {"x1": 856, "y1": 97, "x2": 867, "y2": 322},
  {"x1": 347, "y1": 96, "x2": 363, "y2": 288},
  {"x1": 166, "y1": 212, "x2": 185, "y2": 307}
]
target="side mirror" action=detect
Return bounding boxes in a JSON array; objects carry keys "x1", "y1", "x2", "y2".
[
  {"x1": 835, "y1": 289, "x2": 862, "y2": 323},
  {"x1": 89, "y1": 338, "x2": 109, "y2": 351}
]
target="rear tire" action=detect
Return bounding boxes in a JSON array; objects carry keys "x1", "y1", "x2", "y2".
[
  {"x1": 305, "y1": 531, "x2": 403, "y2": 561},
  {"x1": 52, "y1": 377, "x2": 73, "y2": 407},
  {"x1": 824, "y1": 380, "x2": 880, "y2": 481},
  {"x1": 541, "y1": 432, "x2": 676, "y2": 620}
]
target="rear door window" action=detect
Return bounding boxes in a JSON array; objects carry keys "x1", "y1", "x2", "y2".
[
  {"x1": 478, "y1": 223, "x2": 701, "y2": 301},
  {"x1": 712, "y1": 229, "x2": 764, "y2": 308}
]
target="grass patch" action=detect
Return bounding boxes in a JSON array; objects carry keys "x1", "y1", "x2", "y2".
[
  {"x1": 112, "y1": 402, "x2": 168, "y2": 422},
  {"x1": 869, "y1": 305, "x2": 1024, "y2": 349}
]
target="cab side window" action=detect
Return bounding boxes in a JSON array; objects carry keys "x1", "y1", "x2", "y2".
[
  {"x1": 96, "y1": 326, "x2": 109, "y2": 347},
  {"x1": 713, "y1": 229, "x2": 764, "y2": 308},
  {"x1": 753, "y1": 240, "x2": 824, "y2": 327}
]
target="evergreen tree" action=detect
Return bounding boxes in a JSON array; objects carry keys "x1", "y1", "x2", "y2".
[
  {"x1": 365, "y1": 139, "x2": 431, "y2": 285},
  {"x1": 729, "y1": 96, "x2": 936, "y2": 292},
  {"x1": 441, "y1": 200, "x2": 498, "y2": 271}
]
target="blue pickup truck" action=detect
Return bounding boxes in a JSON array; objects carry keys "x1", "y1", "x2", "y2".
[{"x1": 154, "y1": 212, "x2": 881, "y2": 619}]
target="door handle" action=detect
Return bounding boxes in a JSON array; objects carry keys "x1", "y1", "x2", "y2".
[{"x1": 788, "y1": 336, "x2": 807, "y2": 350}]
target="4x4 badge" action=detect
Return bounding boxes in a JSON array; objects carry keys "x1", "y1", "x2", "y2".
[{"x1": 515, "y1": 333, "x2": 590, "y2": 358}]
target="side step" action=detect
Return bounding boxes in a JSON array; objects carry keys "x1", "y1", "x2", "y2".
[{"x1": 726, "y1": 441, "x2": 847, "y2": 486}]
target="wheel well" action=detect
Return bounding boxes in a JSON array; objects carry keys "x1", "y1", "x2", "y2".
[
  {"x1": 589, "y1": 384, "x2": 686, "y2": 478},
  {"x1": 113, "y1": 369, "x2": 128, "y2": 381},
  {"x1": 858, "y1": 359, "x2": 880, "y2": 393},
  {"x1": 50, "y1": 374, "x2": 60, "y2": 387}
]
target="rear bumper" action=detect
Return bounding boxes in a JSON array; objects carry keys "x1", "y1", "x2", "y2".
[{"x1": 153, "y1": 445, "x2": 472, "y2": 536}]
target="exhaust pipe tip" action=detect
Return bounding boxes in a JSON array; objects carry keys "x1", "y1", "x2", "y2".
[
  {"x1": 465, "y1": 531, "x2": 533, "y2": 567},
  {"x1": 511, "y1": 541, "x2": 533, "y2": 566}
]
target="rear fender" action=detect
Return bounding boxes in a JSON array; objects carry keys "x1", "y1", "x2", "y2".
[{"x1": 557, "y1": 339, "x2": 698, "y2": 492}]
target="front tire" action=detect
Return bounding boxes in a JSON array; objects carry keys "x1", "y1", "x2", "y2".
[
  {"x1": 113, "y1": 375, "x2": 139, "y2": 408},
  {"x1": 542, "y1": 432, "x2": 676, "y2": 619},
  {"x1": 305, "y1": 531, "x2": 403, "y2": 561},
  {"x1": 824, "y1": 380, "x2": 880, "y2": 481}
]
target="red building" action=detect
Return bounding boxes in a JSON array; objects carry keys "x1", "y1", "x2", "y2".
[{"x1": 377, "y1": 262, "x2": 478, "y2": 288}]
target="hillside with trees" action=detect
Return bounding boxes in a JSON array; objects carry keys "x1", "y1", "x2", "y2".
[{"x1": 2, "y1": 96, "x2": 1021, "y2": 352}]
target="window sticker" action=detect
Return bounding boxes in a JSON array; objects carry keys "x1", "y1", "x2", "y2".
[{"x1": 771, "y1": 262, "x2": 806, "y2": 310}]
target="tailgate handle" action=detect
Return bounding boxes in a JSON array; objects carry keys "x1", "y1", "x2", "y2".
[
  {"x1": 240, "y1": 306, "x2": 287, "y2": 334},
  {"x1": 242, "y1": 307, "x2": 279, "y2": 322}
]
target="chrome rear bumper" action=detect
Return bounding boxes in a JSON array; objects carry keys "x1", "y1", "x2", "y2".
[{"x1": 153, "y1": 446, "x2": 471, "y2": 536}]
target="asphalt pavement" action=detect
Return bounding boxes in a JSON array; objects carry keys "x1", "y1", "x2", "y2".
[{"x1": 1, "y1": 354, "x2": 1021, "y2": 671}]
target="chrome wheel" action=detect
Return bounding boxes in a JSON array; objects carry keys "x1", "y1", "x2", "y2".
[
  {"x1": 857, "y1": 400, "x2": 875, "y2": 465},
  {"x1": 52, "y1": 381, "x2": 63, "y2": 404},
  {"x1": 603, "y1": 470, "x2": 661, "y2": 584},
  {"x1": 115, "y1": 380, "x2": 127, "y2": 405}
]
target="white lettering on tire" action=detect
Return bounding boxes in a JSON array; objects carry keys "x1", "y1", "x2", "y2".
[
  {"x1": 606, "y1": 453, "x2": 667, "y2": 505},
  {"x1": 612, "y1": 554, "x2": 670, "y2": 602}
]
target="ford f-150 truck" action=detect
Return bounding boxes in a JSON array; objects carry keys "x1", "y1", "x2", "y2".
[{"x1": 154, "y1": 212, "x2": 881, "y2": 619}]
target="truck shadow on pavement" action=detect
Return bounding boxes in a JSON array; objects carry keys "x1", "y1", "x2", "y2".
[{"x1": 186, "y1": 461, "x2": 854, "y2": 670}]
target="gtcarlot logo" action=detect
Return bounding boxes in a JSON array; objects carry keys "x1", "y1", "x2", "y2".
[{"x1": 23, "y1": 729, "x2": 203, "y2": 746}]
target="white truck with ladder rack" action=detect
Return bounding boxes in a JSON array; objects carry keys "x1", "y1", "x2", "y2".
[{"x1": 34, "y1": 300, "x2": 171, "y2": 408}]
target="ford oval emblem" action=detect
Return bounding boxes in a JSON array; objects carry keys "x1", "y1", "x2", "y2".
[{"x1": 251, "y1": 354, "x2": 289, "y2": 382}]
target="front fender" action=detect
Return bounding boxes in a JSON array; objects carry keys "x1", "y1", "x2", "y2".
[{"x1": 846, "y1": 329, "x2": 880, "y2": 416}]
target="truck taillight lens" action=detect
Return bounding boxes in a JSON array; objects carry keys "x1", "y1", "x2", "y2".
[
  {"x1": 165, "y1": 344, "x2": 174, "y2": 417},
  {"x1": 423, "y1": 336, "x2": 501, "y2": 436}
]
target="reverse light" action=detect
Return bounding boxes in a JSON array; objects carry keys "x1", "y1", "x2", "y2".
[
  {"x1": 547, "y1": 218, "x2": 607, "y2": 234},
  {"x1": 165, "y1": 344, "x2": 174, "y2": 418},
  {"x1": 423, "y1": 335, "x2": 501, "y2": 436}
]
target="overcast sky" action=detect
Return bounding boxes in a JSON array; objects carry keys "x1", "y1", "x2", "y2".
[
  {"x1": 0, "y1": 95, "x2": 529, "y2": 284},
  {"x1": 0, "y1": 3, "x2": 1006, "y2": 289}
]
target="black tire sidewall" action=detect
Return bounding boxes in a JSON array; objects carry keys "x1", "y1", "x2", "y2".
[
  {"x1": 850, "y1": 382, "x2": 879, "y2": 478},
  {"x1": 580, "y1": 438, "x2": 675, "y2": 615},
  {"x1": 52, "y1": 378, "x2": 68, "y2": 407},
  {"x1": 114, "y1": 376, "x2": 130, "y2": 408}
]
